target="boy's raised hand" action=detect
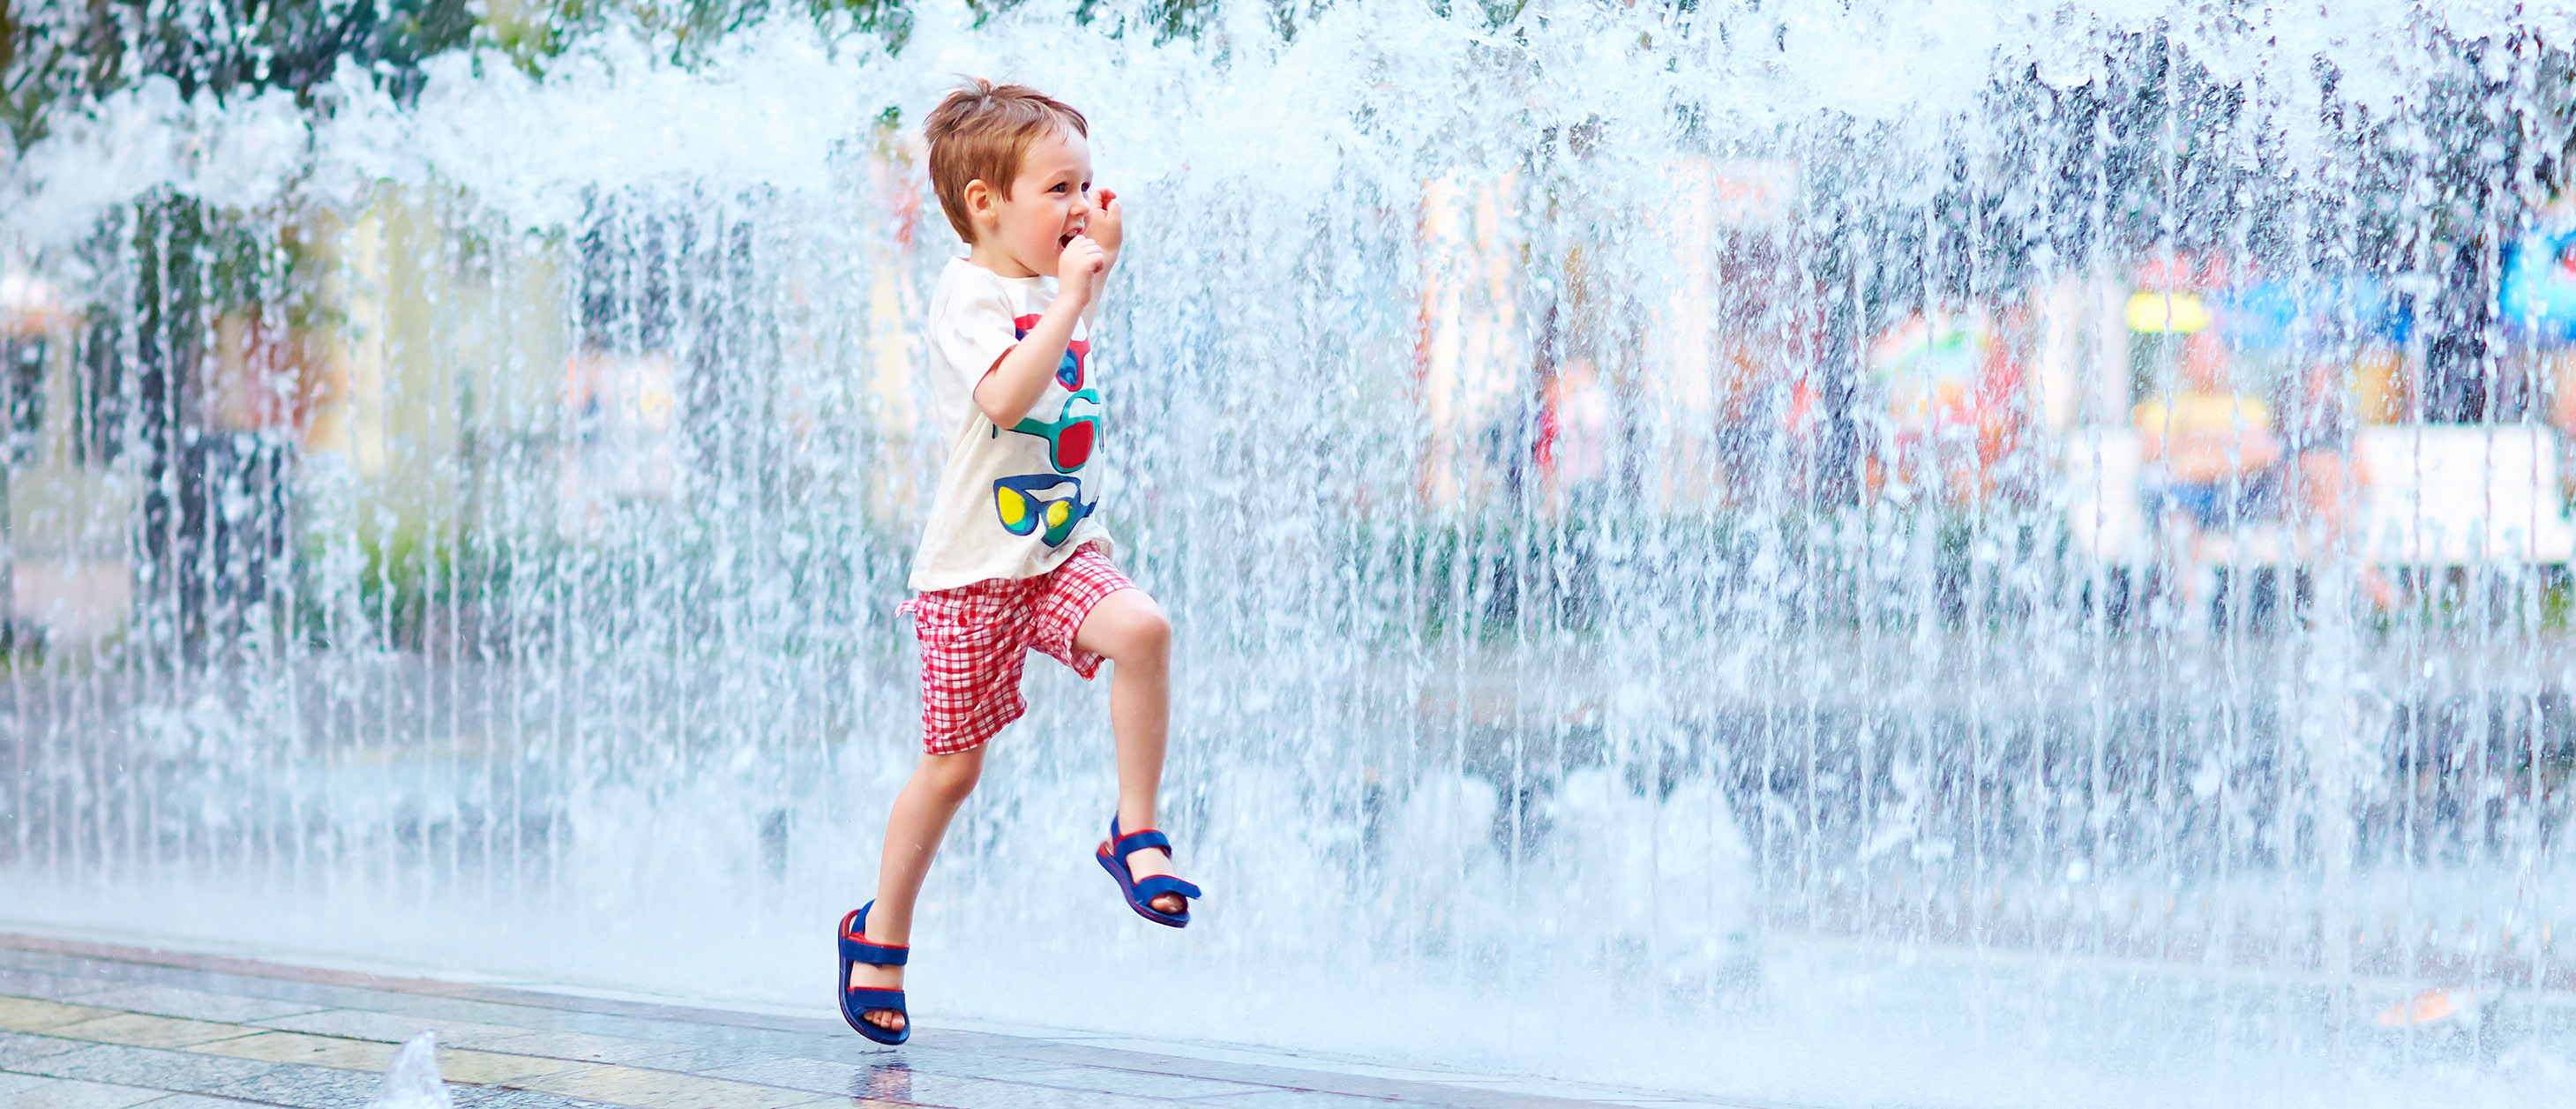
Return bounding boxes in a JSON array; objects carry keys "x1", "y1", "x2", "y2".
[
  {"x1": 1058, "y1": 234, "x2": 1106, "y2": 296},
  {"x1": 1090, "y1": 189, "x2": 1122, "y2": 258}
]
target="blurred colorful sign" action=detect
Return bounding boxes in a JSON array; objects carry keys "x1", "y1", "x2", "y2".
[
  {"x1": 1870, "y1": 311, "x2": 2022, "y2": 503},
  {"x1": 2125, "y1": 291, "x2": 2210, "y2": 333},
  {"x1": 2123, "y1": 279, "x2": 2399, "y2": 348},
  {"x1": 2124, "y1": 251, "x2": 2402, "y2": 347},
  {"x1": 2210, "y1": 280, "x2": 2400, "y2": 349},
  {"x1": 2500, "y1": 221, "x2": 2576, "y2": 343}
]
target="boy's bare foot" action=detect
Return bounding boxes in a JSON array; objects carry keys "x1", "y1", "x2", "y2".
[
  {"x1": 847, "y1": 959, "x2": 905, "y2": 1033},
  {"x1": 1117, "y1": 841, "x2": 1191, "y2": 917}
]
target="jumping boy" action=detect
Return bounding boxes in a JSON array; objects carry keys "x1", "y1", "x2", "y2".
[{"x1": 836, "y1": 80, "x2": 1201, "y2": 1045}]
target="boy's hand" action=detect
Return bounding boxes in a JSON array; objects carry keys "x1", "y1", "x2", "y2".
[
  {"x1": 1090, "y1": 189, "x2": 1122, "y2": 259},
  {"x1": 1058, "y1": 234, "x2": 1106, "y2": 298}
]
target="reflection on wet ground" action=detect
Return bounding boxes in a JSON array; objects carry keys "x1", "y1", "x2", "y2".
[{"x1": 0, "y1": 932, "x2": 1738, "y2": 1108}]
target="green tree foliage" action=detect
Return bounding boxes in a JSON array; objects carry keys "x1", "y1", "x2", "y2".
[
  {"x1": 2, "y1": 0, "x2": 1257, "y2": 158},
  {"x1": 520, "y1": 0, "x2": 1217, "y2": 62},
  {"x1": 3, "y1": 0, "x2": 476, "y2": 154},
  {"x1": 2, "y1": 1, "x2": 97, "y2": 154}
]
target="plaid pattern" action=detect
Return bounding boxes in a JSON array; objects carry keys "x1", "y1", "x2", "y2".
[{"x1": 901, "y1": 543, "x2": 1133, "y2": 754}]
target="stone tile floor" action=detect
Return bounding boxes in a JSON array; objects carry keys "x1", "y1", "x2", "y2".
[{"x1": 0, "y1": 933, "x2": 1750, "y2": 1109}]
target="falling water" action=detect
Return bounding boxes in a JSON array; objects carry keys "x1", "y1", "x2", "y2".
[{"x1": 4, "y1": 4, "x2": 2575, "y2": 1105}]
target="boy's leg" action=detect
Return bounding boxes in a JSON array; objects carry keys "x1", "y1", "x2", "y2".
[
  {"x1": 850, "y1": 745, "x2": 986, "y2": 1031},
  {"x1": 1071, "y1": 588, "x2": 1188, "y2": 915}
]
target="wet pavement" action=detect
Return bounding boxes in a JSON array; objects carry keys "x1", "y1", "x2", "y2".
[{"x1": 0, "y1": 932, "x2": 1742, "y2": 1109}]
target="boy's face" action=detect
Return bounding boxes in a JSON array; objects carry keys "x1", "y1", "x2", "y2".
[{"x1": 979, "y1": 125, "x2": 1094, "y2": 277}]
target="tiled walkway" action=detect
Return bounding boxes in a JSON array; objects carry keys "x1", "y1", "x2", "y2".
[{"x1": 0, "y1": 933, "x2": 1737, "y2": 1109}]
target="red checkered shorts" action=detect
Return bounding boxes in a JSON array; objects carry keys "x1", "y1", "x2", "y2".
[{"x1": 899, "y1": 543, "x2": 1134, "y2": 754}]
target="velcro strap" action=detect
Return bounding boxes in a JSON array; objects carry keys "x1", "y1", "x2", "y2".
[
  {"x1": 840, "y1": 933, "x2": 910, "y2": 966},
  {"x1": 1112, "y1": 828, "x2": 1172, "y2": 859},
  {"x1": 1132, "y1": 875, "x2": 1202, "y2": 903},
  {"x1": 843, "y1": 986, "x2": 906, "y2": 1009}
]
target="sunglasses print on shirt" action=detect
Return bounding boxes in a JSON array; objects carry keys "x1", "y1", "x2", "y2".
[
  {"x1": 1013, "y1": 313, "x2": 1088, "y2": 391},
  {"x1": 993, "y1": 473, "x2": 1095, "y2": 548},
  {"x1": 993, "y1": 388, "x2": 1101, "y2": 475}
]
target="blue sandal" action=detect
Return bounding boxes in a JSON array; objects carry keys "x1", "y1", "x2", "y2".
[
  {"x1": 1097, "y1": 817, "x2": 1203, "y2": 928},
  {"x1": 837, "y1": 901, "x2": 910, "y2": 1045}
]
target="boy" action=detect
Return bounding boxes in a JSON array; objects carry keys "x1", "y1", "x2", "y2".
[{"x1": 836, "y1": 79, "x2": 1201, "y2": 1045}]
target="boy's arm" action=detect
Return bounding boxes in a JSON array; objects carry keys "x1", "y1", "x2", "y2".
[{"x1": 974, "y1": 236, "x2": 1105, "y2": 427}]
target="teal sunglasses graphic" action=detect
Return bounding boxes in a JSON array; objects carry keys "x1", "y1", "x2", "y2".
[
  {"x1": 993, "y1": 474, "x2": 1095, "y2": 547},
  {"x1": 993, "y1": 388, "x2": 1101, "y2": 475}
]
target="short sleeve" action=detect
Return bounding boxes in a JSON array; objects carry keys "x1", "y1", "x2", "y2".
[{"x1": 932, "y1": 274, "x2": 1019, "y2": 390}]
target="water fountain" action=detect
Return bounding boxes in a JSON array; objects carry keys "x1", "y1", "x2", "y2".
[{"x1": 4, "y1": 4, "x2": 2573, "y2": 1105}]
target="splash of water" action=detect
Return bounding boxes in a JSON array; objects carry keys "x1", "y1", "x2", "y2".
[
  {"x1": 5, "y1": 4, "x2": 2575, "y2": 1106},
  {"x1": 366, "y1": 1032, "x2": 452, "y2": 1109}
]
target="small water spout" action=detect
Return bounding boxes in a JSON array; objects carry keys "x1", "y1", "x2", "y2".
[{"x1": 365, "y1": 1032, "x2": 451, "y2": 1109}]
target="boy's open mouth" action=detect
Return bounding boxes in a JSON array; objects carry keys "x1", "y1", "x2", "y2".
[{"x1": 1059, "y1": 231, "x2": 1078, "y2": 249}]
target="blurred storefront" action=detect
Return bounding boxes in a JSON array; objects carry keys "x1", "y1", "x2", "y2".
[
  {"x1": 1867, "y1": 309, "x2": 2027, "y2": 506},
  {"x1": 2065, "y1": 247, "x2": 2576, "y2": 586},
  {"x1": 1415, "y1": 156, "x2": 1820, "y2": 516},
  {"x1": 2, "y1": 265, "x2": 131, "y2": 645}
]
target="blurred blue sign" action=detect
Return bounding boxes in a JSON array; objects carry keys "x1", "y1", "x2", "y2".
[
  {"x1": 2212, "y1": 279, "x2": 2401, "y2": 349},
  {"x1": 2500, "y1": 222, "x2": 2576, "y2": 343}
]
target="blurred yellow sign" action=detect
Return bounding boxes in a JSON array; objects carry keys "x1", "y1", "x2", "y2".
[{"x1": 2125, "y1": 291, "x2": 2210, "y2": 333}]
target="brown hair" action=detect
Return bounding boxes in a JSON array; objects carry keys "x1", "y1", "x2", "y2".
[{"x1": 923, "y1": 79, "x2": 1090, "y2": 244}]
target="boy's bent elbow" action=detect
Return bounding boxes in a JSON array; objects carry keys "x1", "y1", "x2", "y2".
[
  {"x1": 971, "y1": 381, "x2": 1032, "y2": 428},
  {"x1": 971, "y1": 348, "x2": 1037, "y2": 427}
]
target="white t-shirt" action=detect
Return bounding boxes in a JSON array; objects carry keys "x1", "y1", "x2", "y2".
[{"x1": 909, "y1": 258, "x2": 1114, "y2": 592}]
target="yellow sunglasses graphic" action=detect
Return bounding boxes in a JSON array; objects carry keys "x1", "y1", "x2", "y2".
[{"x1": 994, "y1": 474, "x2": 1094, "y2": 547}]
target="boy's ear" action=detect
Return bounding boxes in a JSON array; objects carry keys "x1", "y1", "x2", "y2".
[{"x1": 964, "y1": 178, "x2": 1000, "y2": 227}]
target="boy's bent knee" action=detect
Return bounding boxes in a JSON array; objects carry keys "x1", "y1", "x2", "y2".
[
  {"x1": 1081, "y1": 588, "x2": 1170, "y2": 663},
  {"x1": 917, "y1": 747, "x2": 985, "y2": 798},
  {"x1": 1129, "y1": 604, "x2": 1171, "y2": 655},
  {"x1": 1112, "y1": 599, "x2": 1171, "y2": 663}
]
